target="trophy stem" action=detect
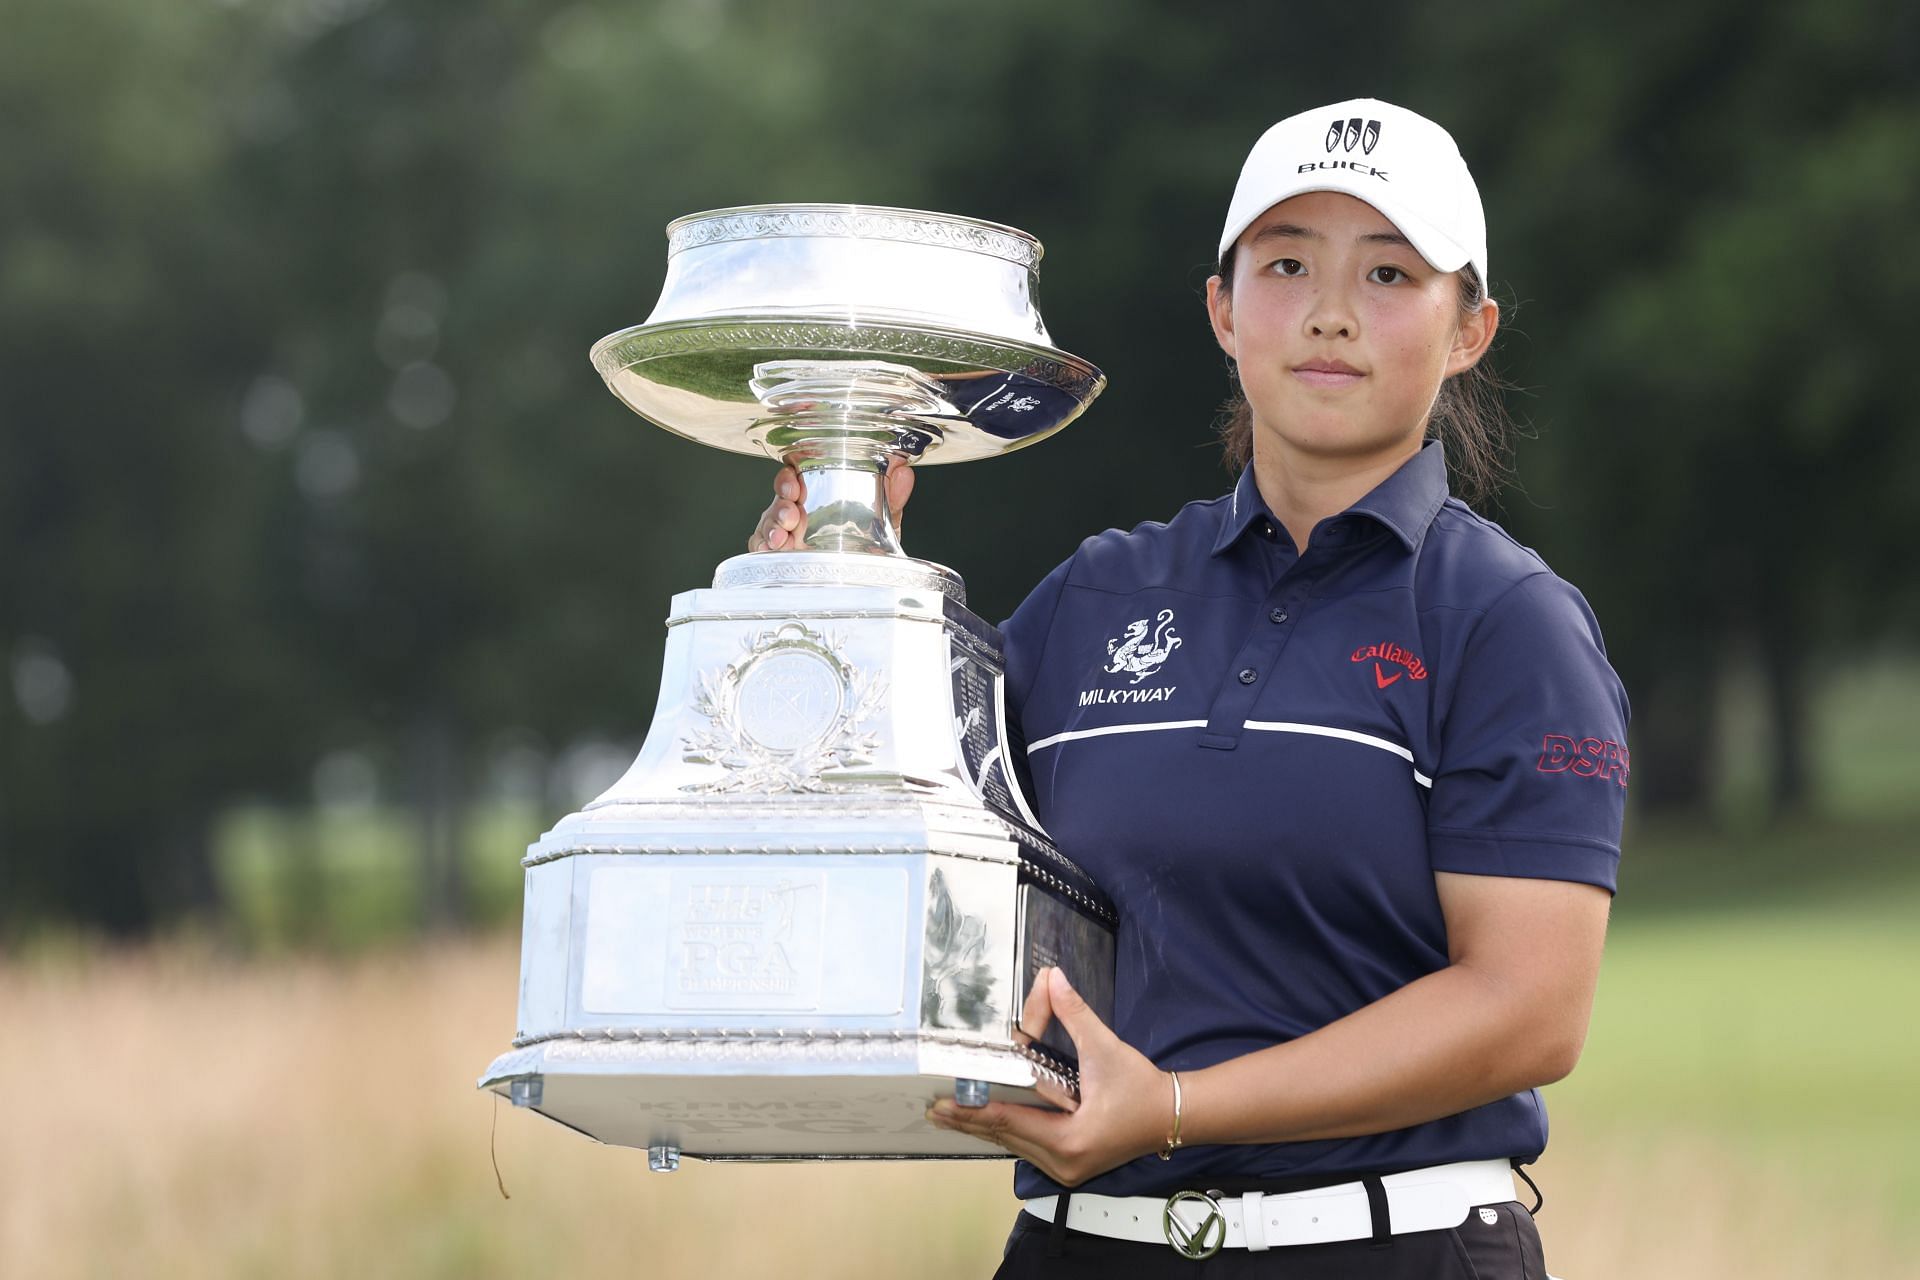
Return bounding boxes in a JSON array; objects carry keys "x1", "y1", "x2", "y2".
[{"x1": 785, "y1": 443, "x2": 903, "y2": 557}]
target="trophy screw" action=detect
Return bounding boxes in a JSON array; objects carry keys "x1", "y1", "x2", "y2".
[
  {"x1": 508, "y1": 1076, "x2": 543, "y2": 1109},
  {"x1": 954, "y1": 1078, "x2": 991, "y2": 1108},
  {"x1": 648, "y1": 1144, "x2": 682, "y2": 1173}
]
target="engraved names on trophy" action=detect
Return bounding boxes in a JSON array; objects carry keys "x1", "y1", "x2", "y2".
[
  {"x1": 1015, "y1": 881, "x2": 1118, "y2": 1064},
  {"x1": 950, "y1": 652, "x2": 1017, "y2": 812}
]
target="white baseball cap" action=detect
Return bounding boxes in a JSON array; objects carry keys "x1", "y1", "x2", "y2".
[{"x1": 1218, "y1": 98, "x2": 1488, "y2": 285}]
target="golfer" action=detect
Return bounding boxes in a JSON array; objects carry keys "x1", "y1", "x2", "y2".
[{"x1": 755, "y1": 98, "x2": 1626, "y2": 1278}]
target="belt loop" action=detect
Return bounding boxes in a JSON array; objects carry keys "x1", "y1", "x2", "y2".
[
  {"x1": 1242, "y1": 1190, "x2": 1268, "y2": 1252},
  {"x1": 1361, "y1": 1175, "x2": 1392, "y2": 1250},
  {"x1": 1045, "y1": 1191, "x2": 1073, "y2": 1258}
]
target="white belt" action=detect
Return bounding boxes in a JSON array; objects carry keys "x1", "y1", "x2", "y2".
[{"x1": 1023, "y1": 1158, "x2": 1516, "y2": 1254}]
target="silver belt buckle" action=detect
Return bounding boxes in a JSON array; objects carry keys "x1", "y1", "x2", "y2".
[{"x1": 1162, "y1": 1189, "x2": 1227, "y2": 1260}]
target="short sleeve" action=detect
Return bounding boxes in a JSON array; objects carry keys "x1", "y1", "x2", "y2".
[{"x1": 1427, "y1": 572, "x2": 1631, "y2": 893}]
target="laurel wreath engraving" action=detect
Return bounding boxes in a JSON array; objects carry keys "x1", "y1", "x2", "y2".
[{"x1": 680, "y1": 623, "x2": 887, "y2": 793}]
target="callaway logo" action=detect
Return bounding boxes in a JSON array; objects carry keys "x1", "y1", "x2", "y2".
[
  {"x1": 1326, "y1": 116, "x2": 1383, "y2": 154},
  {"x1": 1350, "y1": 641, "x2": 1427, "y2": 688},
  {"x1": 1104, "y1": 608, "x2": 1182, "y2": 684}
]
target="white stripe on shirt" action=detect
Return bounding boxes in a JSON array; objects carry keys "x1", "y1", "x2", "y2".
[{"x1": 1027, "y1": 717, "x2": 1432, "y2": 788}]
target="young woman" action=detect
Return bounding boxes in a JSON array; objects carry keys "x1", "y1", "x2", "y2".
[{"x1": 756, "y1": 98, "x2": 1628, "y2": 1279}]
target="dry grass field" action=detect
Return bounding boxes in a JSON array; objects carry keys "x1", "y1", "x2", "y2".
[{"x1": 4, "y1": 913, "x2": 1915, "y2": 1279}]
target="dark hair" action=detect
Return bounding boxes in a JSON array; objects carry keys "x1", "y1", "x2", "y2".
[{"x1": 1211, "y1": 255, "x2": 1514, "y2": 509}]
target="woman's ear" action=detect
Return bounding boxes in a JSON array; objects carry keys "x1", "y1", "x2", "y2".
[
  {"x1": 1446, "y1": 294, "x2": 1500, "y2": 377},
  {"x1": 1206, "y1": 274, "x2": 1237, "y2": 360}
]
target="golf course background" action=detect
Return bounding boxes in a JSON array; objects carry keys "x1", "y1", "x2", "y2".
[
  {"x1": 5, "y1": 659, "x2": 1915, "y2": 1278},
  {"x1": 5, "y1": 1, "x2": 1918, "y2": 1276}
]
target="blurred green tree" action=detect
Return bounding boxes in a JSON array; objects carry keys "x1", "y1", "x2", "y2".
[
  {"x1": 4, "y1": 0, "x2": 1915, "y2": 936},
  {"x1": 0, "y1": 0, "x2": 322, "y2": 933},
  {"x1": 1421, "y1": 0, "x2": 1920, "y2": 814}
]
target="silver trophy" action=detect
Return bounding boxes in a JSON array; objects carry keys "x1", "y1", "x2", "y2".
[{"x1": 478, "y1": 205, "x2": 1113, "y2": 1167}]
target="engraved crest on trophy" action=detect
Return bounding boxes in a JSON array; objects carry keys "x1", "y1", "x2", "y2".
[
  {"x1": 680, "y1": 623, "x2": 886, "y2": 793},
  {"x1": 477, "y1": 204, "x2": 1116, "y2": 1168}
]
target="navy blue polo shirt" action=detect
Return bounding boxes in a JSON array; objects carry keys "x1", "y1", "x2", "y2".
[{"x1": 1000, "y1": 440, "x2": 1629, "y2": 1199}]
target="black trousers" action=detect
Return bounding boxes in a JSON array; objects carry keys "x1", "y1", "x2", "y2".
[{"x1": 992, "y1": 1199, "x2": 1549, "y2": 1278}]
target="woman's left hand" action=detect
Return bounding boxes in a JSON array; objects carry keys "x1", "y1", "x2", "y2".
[{"x1": 925, "y1": 967, "x2": 1171, "y2": 1187}]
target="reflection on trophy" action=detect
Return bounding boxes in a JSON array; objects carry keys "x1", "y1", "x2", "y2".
[{"x1": 477, "y1": 205, "x2": 1114, "y2": 1168}]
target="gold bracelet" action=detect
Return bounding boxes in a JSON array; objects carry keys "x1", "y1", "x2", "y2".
[{"x1": 1158, "y1": 1070, "x2": 1183, "y2": 1160}]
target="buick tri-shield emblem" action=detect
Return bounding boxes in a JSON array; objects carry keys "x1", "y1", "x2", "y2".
[{"x1": 1327, "y1": 117, "x2": 1383, "y2": 154}]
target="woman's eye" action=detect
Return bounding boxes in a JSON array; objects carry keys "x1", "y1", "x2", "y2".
[
  {"x1": 1369, "y1": 265, "x2": 1406, "y2": 284},
  {"x1": 1271, "y1": 258, "x2": 1305, "y2": 277}
]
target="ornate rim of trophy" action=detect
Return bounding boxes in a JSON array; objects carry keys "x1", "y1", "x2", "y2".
[{"x1": 478, "y1": 202, "x2": 1116, "y2": 1169}]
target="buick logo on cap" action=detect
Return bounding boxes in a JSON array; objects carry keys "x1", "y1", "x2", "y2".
[{"x1": 1326, "y1": 117, "x2": 1382, "y2": 155}]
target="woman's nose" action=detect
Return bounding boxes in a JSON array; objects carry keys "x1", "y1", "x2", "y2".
[{"x1": 1304, "y1": 282, "x2": 1357, "y2": 339}]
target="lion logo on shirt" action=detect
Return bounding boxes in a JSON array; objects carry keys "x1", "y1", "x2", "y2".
[{"x1": 1104, "y1": 608, "x2": 1182, "y2": 683}]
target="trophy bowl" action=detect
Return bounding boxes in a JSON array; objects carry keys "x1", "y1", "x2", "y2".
[
  {"x1": 590, "y1": 204, "x2": 1105, "y2": 559},
  {"x1": 480, "y1": 204, "x2": 1114, "y2": 1167}
]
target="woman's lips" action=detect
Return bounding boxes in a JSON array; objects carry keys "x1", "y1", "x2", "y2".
[{"x1": 1291, "y1": 364, "x2": 1366, "y2": 388}]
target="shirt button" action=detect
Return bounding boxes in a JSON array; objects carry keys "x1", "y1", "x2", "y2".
[
  {"x1": 1259, "y1": 520, "x2": 1277, "y2": 540},
  {"x1": 1269, "y1": 608, "x2": 1289, "y2": 624},
  {"x1": 1238, "y1": 667, "x2": 1258, "y2": 685}
]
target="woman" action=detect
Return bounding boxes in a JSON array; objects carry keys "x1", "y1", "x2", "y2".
[{"x1": 756, "y1": 98, "x2": 1627, "y2": 1279}]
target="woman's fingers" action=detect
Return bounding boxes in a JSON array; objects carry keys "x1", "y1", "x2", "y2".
[
  {"x1": 885, "y1": 457, "x2": 915, "y2": 536},
  {"x1": 1019, "y1": 965, "x2": 1055, "y2": 1042},
  {"x1": 749, "y1": 463, "x2": 912, "y2": 551},
  {"x1": 766, "y1": 498, "x2": 802, "y2": 549},
  {"x1": 926, "y1": 1099, "x2": 1073, "y2": 1181},
  {"x1": 1031, "y1": 1075, "x2": 1081, "y2": 1113},
  {"x1": 749, "y1": 466, "x2": 807, "y2": 551},
  {"x1": 1017, "y1": 967, "x2": 1080, "y2": 1110}
]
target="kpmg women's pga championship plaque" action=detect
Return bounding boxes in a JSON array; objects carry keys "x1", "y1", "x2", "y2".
[{"x1": 477, "y1": 205, "x2": 1116, "y2": 1167}]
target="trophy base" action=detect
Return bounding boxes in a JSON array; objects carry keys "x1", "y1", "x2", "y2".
[
  {"x1": 479, "y1": 577, "x2": 1115, "y2": 1164},
  {"x1": 479, "y1": 1033, "x2": 1063, "y2": 1160}
]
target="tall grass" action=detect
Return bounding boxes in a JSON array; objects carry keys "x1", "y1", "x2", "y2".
[
  {"x1": 5, "y1": 894, "x2": 1915, "y2": 1278},
  {"x1": 19, "y1": 662, "x2": 1920, "y2": 1276}
]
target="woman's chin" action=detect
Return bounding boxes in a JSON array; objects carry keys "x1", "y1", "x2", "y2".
[{"x1": 1252, "y1": 419, "x2": 1425, "y2": 464}]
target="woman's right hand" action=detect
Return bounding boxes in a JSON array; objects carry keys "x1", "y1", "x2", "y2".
[{"x1": 747, "y1": 462, "x2": 915, "y2": 552}]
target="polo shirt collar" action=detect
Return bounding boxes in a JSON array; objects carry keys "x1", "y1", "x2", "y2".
[
  {"x1": 1210, "y1": 463, "x2": 1276, "y2": 556},
  {"x1": 1209, "y1": 439, "x2": 1451, "y2": 557},
  {"x1": 1350, "y1": 439, "x2": 1451, "y2": 553}
]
